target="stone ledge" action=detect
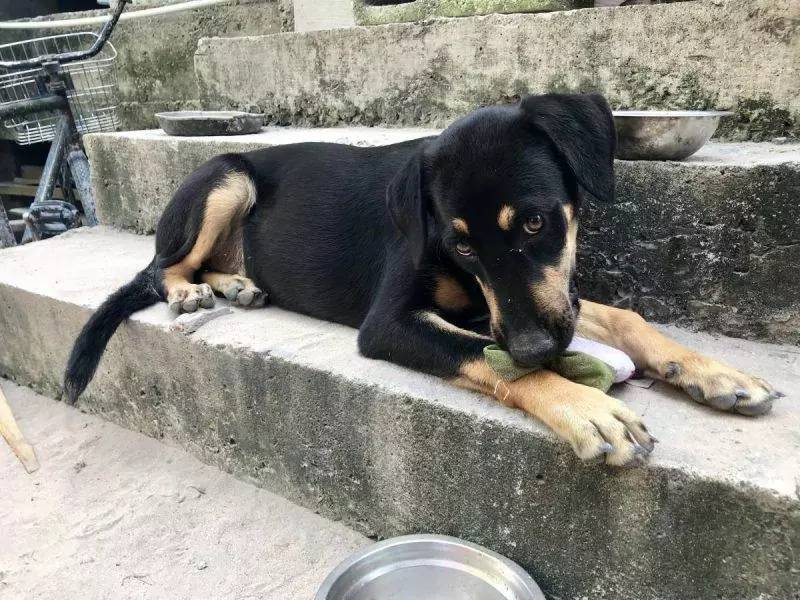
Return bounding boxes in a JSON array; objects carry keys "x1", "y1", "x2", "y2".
[
  {"x1": 0, "y1": 227, "x2": 797, "y2": 599},
  {"x1": 352, "y1": 0, "x2": 593, "y2": 25},
  {"x1": 85, "y1": 128, "x2": 800, "y2": 343},
  {"x1": 195, "y1": 0, "x2": 799, "y2": 141}
]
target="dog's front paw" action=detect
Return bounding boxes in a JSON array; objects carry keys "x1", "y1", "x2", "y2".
[
  {"x1": 551, "y1": 387, "x2": 656, "y2": 467},
  {"x1": 660, "y1": 355, "x2": 782, "y2": 416}
]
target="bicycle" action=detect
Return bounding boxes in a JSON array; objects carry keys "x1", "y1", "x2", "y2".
[{"x1": 0, "y1": 0, "x2": 129, "y2": 248}]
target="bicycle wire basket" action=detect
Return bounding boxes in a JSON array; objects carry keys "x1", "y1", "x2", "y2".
[{"x1": 0, "y1": 32, "x2": 120, "y2": 145}]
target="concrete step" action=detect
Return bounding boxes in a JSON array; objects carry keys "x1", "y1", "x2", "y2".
[
  {"x1": 0, "y1": 379, "x2": 369, "y2": 599},
  {"x1": 84, "y1": 128, "x2": 800, "y2": 343},
  {"x1": 194, "y1": 0, "x2": 798, "y2": 142},
  {"x1": 0, "y1": 227, "x2": 797, "y2": 600},
  {"x1": 352, "y1": 0, "x2": 593, "y2": 25}
]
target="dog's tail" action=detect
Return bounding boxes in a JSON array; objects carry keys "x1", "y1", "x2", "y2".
[{"x1": 63, "y1": 259, "x2": 163, "y2": 404}]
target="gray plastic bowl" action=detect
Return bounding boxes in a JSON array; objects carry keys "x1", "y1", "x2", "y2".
[
  {"x1": 155, "y1": 111, "x2": 263, "y2": 137},
  {"x1": 613, "y1": 110, "x2": 733, "y2": 161},
  {"x1": 315, "y1": 534, "x2": 546, "y2": 600}
]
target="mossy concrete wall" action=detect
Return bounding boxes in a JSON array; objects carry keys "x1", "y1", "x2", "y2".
[
  {"x1": 353, "y1": 0, "x2": 593, "y2": 25},
  {"x1": 0, "y1": 1, "x2": 289, "y2": 132},
  {"x1": 196, "y1": 0, "x2": 799, "y2": 141}
]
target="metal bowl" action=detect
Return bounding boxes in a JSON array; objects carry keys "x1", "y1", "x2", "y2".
[
  {"x1": 155, "y1": 111, "x2": 263, "y2": 136},
  {"x1": 315, "y1": 534, "x2": 545, "y2": 600},
  {"x1": 613, "y1": 110, "x2": 733, "y2": 161}
]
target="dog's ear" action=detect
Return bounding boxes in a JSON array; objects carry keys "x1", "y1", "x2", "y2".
[
  {"x1": 387, "y1": 152, "x2": 428, "y2": 269},
  {"x1": 521, "y1": 93, "x2": 616, "y2": 203}
]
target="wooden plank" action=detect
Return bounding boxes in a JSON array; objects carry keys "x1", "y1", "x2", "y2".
[
  {"x1": 0, "y1": 182, "x2": 65, "y2": 200},
  {"x1": 0, "y1": 384, "x2": 39, "y2": 474}
]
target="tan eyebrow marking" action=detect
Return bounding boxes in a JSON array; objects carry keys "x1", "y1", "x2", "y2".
[
  {"x1": 452, "y1": 218, "x2": 470, "y2": 235},
  {"x1": 497, "y1": 205, "x2": 516, "y2": 231}
]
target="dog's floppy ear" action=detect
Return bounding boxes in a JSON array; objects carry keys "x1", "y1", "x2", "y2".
[
  {"x1": 387, "y1": 151, "x2": 428, "y2": 269},
  {"x1": 521, "y1": 93, "x2": 616, "y2": 202}
]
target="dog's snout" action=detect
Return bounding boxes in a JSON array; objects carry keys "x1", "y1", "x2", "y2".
[{"x1": 507, "y1": 333, "x2": 559, "y2": 367}]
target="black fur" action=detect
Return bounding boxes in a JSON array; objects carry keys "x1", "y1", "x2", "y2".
[
  {"x1": 63, "y1": 261, "x2": 163, "y2": 403},
  {"x1": 64, "y1": 93, "x2": 616, "y2": 401}
]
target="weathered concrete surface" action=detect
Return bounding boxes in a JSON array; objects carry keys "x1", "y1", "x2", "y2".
[
  {"x1": 85, "y1": 128, "x2": 800, "y2": 343},
  {"x1": 0, "y1": 227, "x2": 798, "y2": 600},
  {"x1": 196, "y1": 0, "x2": 800, "y2": 141},
  {"x1": 0, "y1": 1, "x2": 289, "y2": 132},
  {"x1": 353, "y1": 0, "x2": 592, "y2": 25},
  {"x1": 84, "y1": 127, "x2": 437, "y2": 232},
  {"x1": 0, "y1": 380, "x2": 369, "y2": 599},
  {"x1": 294, "y1": 0, "x2": 355, "y2": 31}
]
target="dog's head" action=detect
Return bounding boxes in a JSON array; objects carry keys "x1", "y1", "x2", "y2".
[{"x1": 387, "y1": 93, "x2": 616, "y2": 366}]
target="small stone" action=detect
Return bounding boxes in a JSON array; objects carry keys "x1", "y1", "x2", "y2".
[
  {"x1": 170, "y1": 306, "x2": 232, "y2": 334},
  {"x1": 196, "y1": 561, "x2": 208, "y2": 571}
]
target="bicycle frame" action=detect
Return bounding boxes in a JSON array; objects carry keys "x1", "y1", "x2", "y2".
[{"x1": 0, "y1": 0, "x2": 128, "y2": 248}]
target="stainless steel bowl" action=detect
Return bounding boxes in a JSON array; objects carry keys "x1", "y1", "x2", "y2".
[
  {"x1": 613, "y1": 110, "x2": 733, "y2": 161},
  {"x1": 315, "y1": 534, "x2": 545, "y2": 600},
  {"x1": 155, "y1": 111, "x2": 263, "y2": 136}
]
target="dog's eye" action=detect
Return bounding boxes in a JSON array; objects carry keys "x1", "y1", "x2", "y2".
[
  {"x1": 523, "y1": 214, "x2": 544, "y2": 235},
  {"x1": 456, "y1": 242, "x2": 474, "y2": 257}
]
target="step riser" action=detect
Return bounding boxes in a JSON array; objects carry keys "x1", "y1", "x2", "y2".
[
  {"x1": 0, "y1": 253, "x2": 796, "y2": 600},
  {"x1": 195, "y1": 0, "x2": 799, "y2": 141},
  {"x1": 85, "y1": 132, "x2": 800, "y2": 344}
]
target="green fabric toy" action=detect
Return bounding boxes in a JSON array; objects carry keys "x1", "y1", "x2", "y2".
[{"x1": 483, "y1": 344, "x2": 617, "y2": 392}]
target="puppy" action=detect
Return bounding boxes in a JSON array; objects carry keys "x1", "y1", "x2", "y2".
[{"x1": 64, "y1": 93, "x2": 780, "y2": 466}]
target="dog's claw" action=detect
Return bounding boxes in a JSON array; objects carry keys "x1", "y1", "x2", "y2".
[
  {"x1": 599, "y1": 442, "x2": 615, "y2": 454},
  {"x1": 774, "y1": 390, "x2": 786, "y2": 399},
  {"x1": 734, "y1": 388, "x2": 751, "y2": 399},
  {"x1": 633, "y1": 443, "x2": 649, "y2": 455}
]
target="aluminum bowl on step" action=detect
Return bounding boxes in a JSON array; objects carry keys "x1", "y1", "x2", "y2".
[
  {"x1": 613, "y1": 110, "x2": 733, "y2": 161},
  {"x1": 155, "y1": 111, "x2": 263, "y2": 136},
  {"x1": 315, "y1": 534, "x2": 545, "y2": 600}
]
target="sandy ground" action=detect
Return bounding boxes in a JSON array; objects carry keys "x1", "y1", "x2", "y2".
[{"x1": 0, "y1": 380, "x2": 370, "y2": 600}]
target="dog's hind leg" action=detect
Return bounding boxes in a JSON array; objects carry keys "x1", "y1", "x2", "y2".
[{"x1": 161, "y1": 169, "x2": 258, "y2": 313}]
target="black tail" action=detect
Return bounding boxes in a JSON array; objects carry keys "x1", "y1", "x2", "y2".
[{"x1": 63, "y1": 260, "x2": 163, "y2": 404}]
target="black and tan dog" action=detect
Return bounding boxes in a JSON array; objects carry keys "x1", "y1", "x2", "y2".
[{"x1": 64, "y1": 93, "x2": 781, "y2": 466}]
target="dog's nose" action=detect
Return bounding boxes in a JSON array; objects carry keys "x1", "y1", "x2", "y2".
[{"x1": 507, "y1": 333, "x2": 559, "y2": 367}]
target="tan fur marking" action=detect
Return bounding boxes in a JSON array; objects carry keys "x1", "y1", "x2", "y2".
[
  {"x1": 529, "y1": 208, "x2": 578, "y2": 322},
  {"x1": 433, "y1": 275, "x2": 472, "y2": 312},
  {"x1": 497, "y1": 205, "x2": 516, "y2": 231},
  {"x1": 163, "y1": 172, "x2": 256, "y2": 304},
  {"x1": 475, "y1": 277, "x2": 502, "y2": 336},
  {"x1": 577, "y1": 300, "x2": 777, "y2": 413},
  {"x1": 201, "y1": 272, "x2": 257, "y2": 293},
  {"x1": 416, "y1": 311, "x2": 485, "y2": 340},
  {"x1": 452, "y1": 218, "x2": 470, "y2": 235},
  {"x1": 451, "y1": 358, "x2": 648, "y2": 465}
]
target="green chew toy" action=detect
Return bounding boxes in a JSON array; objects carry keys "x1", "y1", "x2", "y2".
[{"x1": 483, "y1": 344, "x2": 616, "y2": 392}]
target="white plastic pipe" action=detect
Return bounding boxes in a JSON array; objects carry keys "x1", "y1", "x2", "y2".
[{"x1": 0, "y1": 0, "x2": 231, "y2": 29}]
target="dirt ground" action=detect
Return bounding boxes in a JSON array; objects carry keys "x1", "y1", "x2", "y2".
[{"x1": 0, "y1": 380, "x2": 370, "y2": 600}]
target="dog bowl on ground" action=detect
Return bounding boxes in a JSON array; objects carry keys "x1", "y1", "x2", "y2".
[
  {"x1": 315, "y1": 534, "x2": 545, "y2": 600},
  {"x1": 155, "y1": 111, "x2": 263, "y2": 136},
  {"x1": 613, "y1": 110, "x2": 733, "y2": 161}
]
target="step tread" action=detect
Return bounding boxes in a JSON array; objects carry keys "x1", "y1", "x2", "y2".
[
  {"x1": 1, "y1": 226, "x2": 797, "y2": 499},
  {"x1": 95, "y1": 129, "x2": 800, "y2": 167}
]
